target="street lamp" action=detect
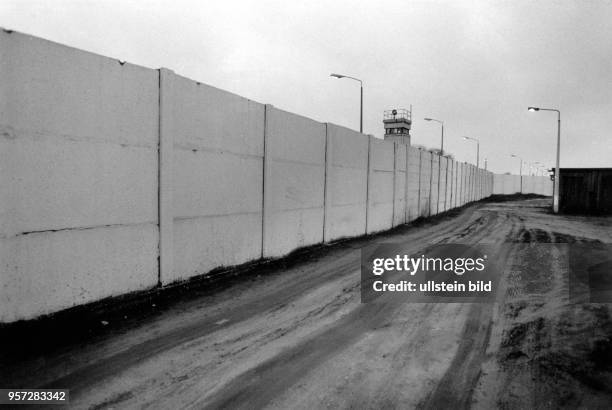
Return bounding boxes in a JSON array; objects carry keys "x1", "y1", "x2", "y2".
[
  {"x1": 528, "y1": 106, "x2": 561, "y2": 213},
  {"x1": 511, "y1": 154, "x2": 523, "y2": 193},
  {"x1": 423, "y1": 117, "x2": 444, "y2": 155},
  {"x1": 533, "y1": 161, "x2": 541, "y2": 176},
  {"x1": 330, "y1": 73, "x2": 363, "y2": 133},
  {"x1": 462, "y1": 136, "x2": 480, "y2": 168},
  {"x1": 530, "y1": 161, "x2": 543, "y2": 176}
]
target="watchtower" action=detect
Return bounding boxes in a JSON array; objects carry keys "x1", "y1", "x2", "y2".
[{"x1": 383, "y1": 108, "x2": 412, "y2": 145}]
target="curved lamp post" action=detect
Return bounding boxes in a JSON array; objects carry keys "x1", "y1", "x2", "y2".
[
  {"x1": 424, "y1": 117, "x2": 444, "y2": 155},
  {"x1": 331, "y1": 73, "x2": 363, "y2": 133},
  {"x1": 528, "y1": 106, "x2": 561, "y2": 213},
  {"x1": 462, "y1": 136, "x2": 480, "y2": 169},
  {"x1": 511, "y1": 154, "x2": 523, "y2": 193}
]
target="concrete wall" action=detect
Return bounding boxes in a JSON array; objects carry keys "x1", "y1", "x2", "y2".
[
  {"x1": 445, "y1": 159, "x2": 453, "y2": 212},
  {"x1": 430, "y1": 155, "x2": 440, "y2": 216},
  {"x1": 493, "y1": 174, "x2": 552, "y2": 196},
  {"x1": 419, "y1": 151, "x2": 432, "y2": 217},
  {"x1": 456, "y1": 163, "x2": 463, "y2": 207},
  {"x1": 1, "y1": 30, "x2": 159, "y2": 322},
  {"x1": 442, "y1": 159, "x2": 449, "y2": 209},
  {"x1": 469, "y1": 165, "x2": 475, "y2": 202},
  {"x1": 461, "y1": 164, "x2": 467, "y2": 206},
  {"x1": 405, "y1": 147, "x2": 421, "y2": 222},
  {"x1": 438, "y1": 157, "x2": 448, "y2": 213},
  {"x1": 393, "y1": 144, "x2": 407, "y2": 227},
  {"x1": 263, "y1": 107, "x2": 326, "y2": 257},
  {"x1": 169, "y1": 74, "x2": 265, "y2": 283},
  {"x1": 468, "y1": 165, "x2": 475, "y2": 202},
  {"x1": 2, "y1": 30, "x2": 505, "y2": 323},
  {"x1": 454, "y1": 162, "x2": 460, "y2": 205},
  {"x1": 323, "y1": 124, "x2": 368, "y2": 241},
  {"x1": 367, "y1": 138, "x2": 395, "y2": 233},
  {"x1": 475, "y1": 168, "x2": 480, "y2": 200}
]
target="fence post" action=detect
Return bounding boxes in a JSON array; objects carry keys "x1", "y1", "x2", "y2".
[
  {"x1": 392, "y1": 142, "x2": 397, "y2": 227},
  {"x1": 455, "y1": 160, "x2": 459, "y2": 208},
  {"x1": 323, "y1": 123, "x2": 330, "y2": 242},
  {"x1": 429, "y1": 152, "x2": 433, "y2": 216},
  {"x1": 365, "y1": 136, "x2": 372, "y2": 234},
  {"x1": 417, "y1": 149, "x2": 422, "y2": 217},
  {"x1": 463, "y1": 163, "x2": 467, "y2": 205},
  {"x1": 444, "y1": 157, "x2": 449, "y2": 211},
  {"x1": 472, "y1": 165, "x2": 476, "y2": 202},
  {"x1": 451, "y1": 160, "x2": 454, "y2": 208},
  {"x1": 158, "y1": 68, "x2": 175, "y2": 286},
  {"x1": 404, "y1": 144, "x2": 409, "y2": 223},
  {"x1": 261, "y1": 104, "x2": 273, "y2": 257}
]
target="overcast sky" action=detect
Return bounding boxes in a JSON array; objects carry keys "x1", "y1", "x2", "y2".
[{"x1": 2, "y1": 0, "x2": 611, "y2": 173}]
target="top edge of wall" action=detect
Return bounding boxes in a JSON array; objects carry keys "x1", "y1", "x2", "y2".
[
  {"x1": 369, "y1": 135, "x2": 392, "y2": 144},
  {"x1": 172, "y1": 72, "x2": 268, "y2": 107},
  {"x1": 1, "y1": 28, "x2": 360, "y2": 142},
  {"x1": 325, "y1": 122, "x2": 367, "y2": 136},
  {"x1": 0, "y1": 27, "x2": 156, "y2": 72},
  {"x1": 0, "y1": 29, "x2": 309, "y2": 128},
  {"x1": 267, "y1": 104, "x2": 329, "y2": 128}
]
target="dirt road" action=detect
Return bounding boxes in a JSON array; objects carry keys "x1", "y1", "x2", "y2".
[{"x1": 3, "y1": 197, "x2": 612, "y2": 409}]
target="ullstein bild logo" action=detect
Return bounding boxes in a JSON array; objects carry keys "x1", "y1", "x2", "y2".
[{"x1": 361, "y1": 243, "x2": 501, "y2": 303}]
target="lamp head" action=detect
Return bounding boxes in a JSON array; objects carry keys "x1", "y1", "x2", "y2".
[
  {"x1": 528, "y1": 107, "x2": 540, "y2": 112},
  {"x1": 330, "y1": 73, "x2": 344, "y2": 79},
  {"x1": 424, "y1": 118, "x2": 432, "y2": 121}
]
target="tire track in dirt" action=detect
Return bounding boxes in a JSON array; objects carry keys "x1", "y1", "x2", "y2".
[
  {"x1": 418, "y1": 209, "x2": 521, "y2": 409},
  {"x1": 472, "y1": 200, "x2": 612, "y2": 409},
  {"x1": 37, "y1": 259, "x2": 362, "y2": 394},
  {"x1": 202, "y1": 207, "x2": 512, "y2": 409}
]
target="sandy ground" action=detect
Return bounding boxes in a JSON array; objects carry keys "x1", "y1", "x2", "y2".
[{"x1": 2, "y1": 198, "x2": 612, "y2": 409}]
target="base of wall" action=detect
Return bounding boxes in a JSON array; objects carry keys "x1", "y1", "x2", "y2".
[{"x1": 488, "y1": 193, "x2": 552, "y2": 203}]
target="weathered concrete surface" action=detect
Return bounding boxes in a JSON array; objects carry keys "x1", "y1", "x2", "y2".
[
  {"x1": 438, "y1": 157, "x2": 448, "y2": 213},
  {"x1": 169, "y1": 74, "x2": 265, "y2": 283},
  {"x1": 457, "y1": 162, "x2": 464, "y2": 207},
  {"x1": 446, "y1": 158, "x2": 454, "y2": 212},
  {"x1": 366, "y1": 137, "x2": 395, "y2": 233},
  {"x1": 0, "y1": 30, "x2": 159, "y2": 322},
  {"x1": 460, "y1": 163, "x2": 467, "y2": 206},
  {"x1": 323, "y1": 124, "x2": 368, "y2": 241},
  {"x1": 430, "y1": 154, "x2": 440, "y2": 216},
  {"x1": 263, "y1": 107, "x2": 326, "y2": 257},
  {"x1": 3, "y1": 198, "x2": 611, "y2": 409},
  {"x1": 419, "y1": 151, "x2": 432, "y2": 217},
  {"x1": 393, "y1": 143, "x2": 407, "y2": 227},
  {"x1": 493, "y1": 174, "x2": 552, "y2": 196},
  {"x1": 406, "y1": 147, "x2": 421, "y2": 222}
]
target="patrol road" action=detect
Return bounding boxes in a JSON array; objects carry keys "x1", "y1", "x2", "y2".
[{"x1": 2, "y1": 197, "x2": 612, "y2": 409}]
